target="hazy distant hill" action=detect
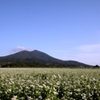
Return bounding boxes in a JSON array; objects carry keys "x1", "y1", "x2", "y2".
[{"x1": 0, "y1": 50, "x2": 92, "y2": 68}]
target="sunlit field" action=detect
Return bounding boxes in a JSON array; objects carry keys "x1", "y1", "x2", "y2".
[{"x1": 0, "y1": 68, "x2": 100, "y2": 100}]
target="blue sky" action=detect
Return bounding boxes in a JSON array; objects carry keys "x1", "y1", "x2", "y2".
[{"x1": 0, "y1": 0, "x2": 100, "y2": 65}]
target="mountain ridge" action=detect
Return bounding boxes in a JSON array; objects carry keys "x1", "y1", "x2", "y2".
[{"x1": 0, "y1": 50, "x2": 93, "y2": 68}]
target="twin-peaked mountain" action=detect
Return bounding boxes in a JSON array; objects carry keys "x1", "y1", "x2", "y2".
[{"x1": 0, "y1": 50, "x2": 92, "y2": 67}]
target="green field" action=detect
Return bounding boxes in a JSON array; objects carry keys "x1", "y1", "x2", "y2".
[{"x1": 0, "y1": 68, "x2": 100, "y2": 100}]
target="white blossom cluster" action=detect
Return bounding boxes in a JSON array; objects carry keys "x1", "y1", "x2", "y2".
[{"x1": 0, "y1": 68, "x2": 100, "y2": 100}]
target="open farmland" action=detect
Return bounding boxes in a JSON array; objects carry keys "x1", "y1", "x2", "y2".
[{"x1": 0, "y1": 68, "x2": 100, "y2": 100}]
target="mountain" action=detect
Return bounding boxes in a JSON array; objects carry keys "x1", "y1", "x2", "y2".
[{"x1": 0, "y1": 50, "x2": 92, "y2": 68}]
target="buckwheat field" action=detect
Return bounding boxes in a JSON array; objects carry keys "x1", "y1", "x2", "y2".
[{"x1": 0, "y1": 68, "x2": 100, "y2": 100}]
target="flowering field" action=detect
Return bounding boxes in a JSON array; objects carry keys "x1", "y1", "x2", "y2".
[{"x1": 0, "y1": 68, "x2": 100, "y2": 100}]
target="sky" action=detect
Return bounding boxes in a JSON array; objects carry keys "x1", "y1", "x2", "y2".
[{"x1": 0, "y1": 0, "x2": 100, "y2": 65}]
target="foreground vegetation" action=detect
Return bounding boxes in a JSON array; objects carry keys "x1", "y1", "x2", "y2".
[{"x1": 0, "y1": 68, "x2": 100, "y2": 100}]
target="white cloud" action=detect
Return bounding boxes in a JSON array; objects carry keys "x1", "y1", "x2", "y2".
[
  {"x1": 77, "y1": 44, "x2": 100, "y2": 53},
  {"x1": 53, "y1": 44, "x2": 100, "y2": 65},
  {"x1": 74, "y1": 44, "x2": 100, "y2": 65},
  {"x1": 13, "y1": 46, "x2": 32, "y2": 53},
  {"x1": 73, "y1": 52, "x2": 100, "y2": 65}
]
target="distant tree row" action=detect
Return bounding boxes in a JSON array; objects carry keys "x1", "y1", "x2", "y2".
[{"x1": 93, "y1": 65, "x2": 100, "y2": 68}]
